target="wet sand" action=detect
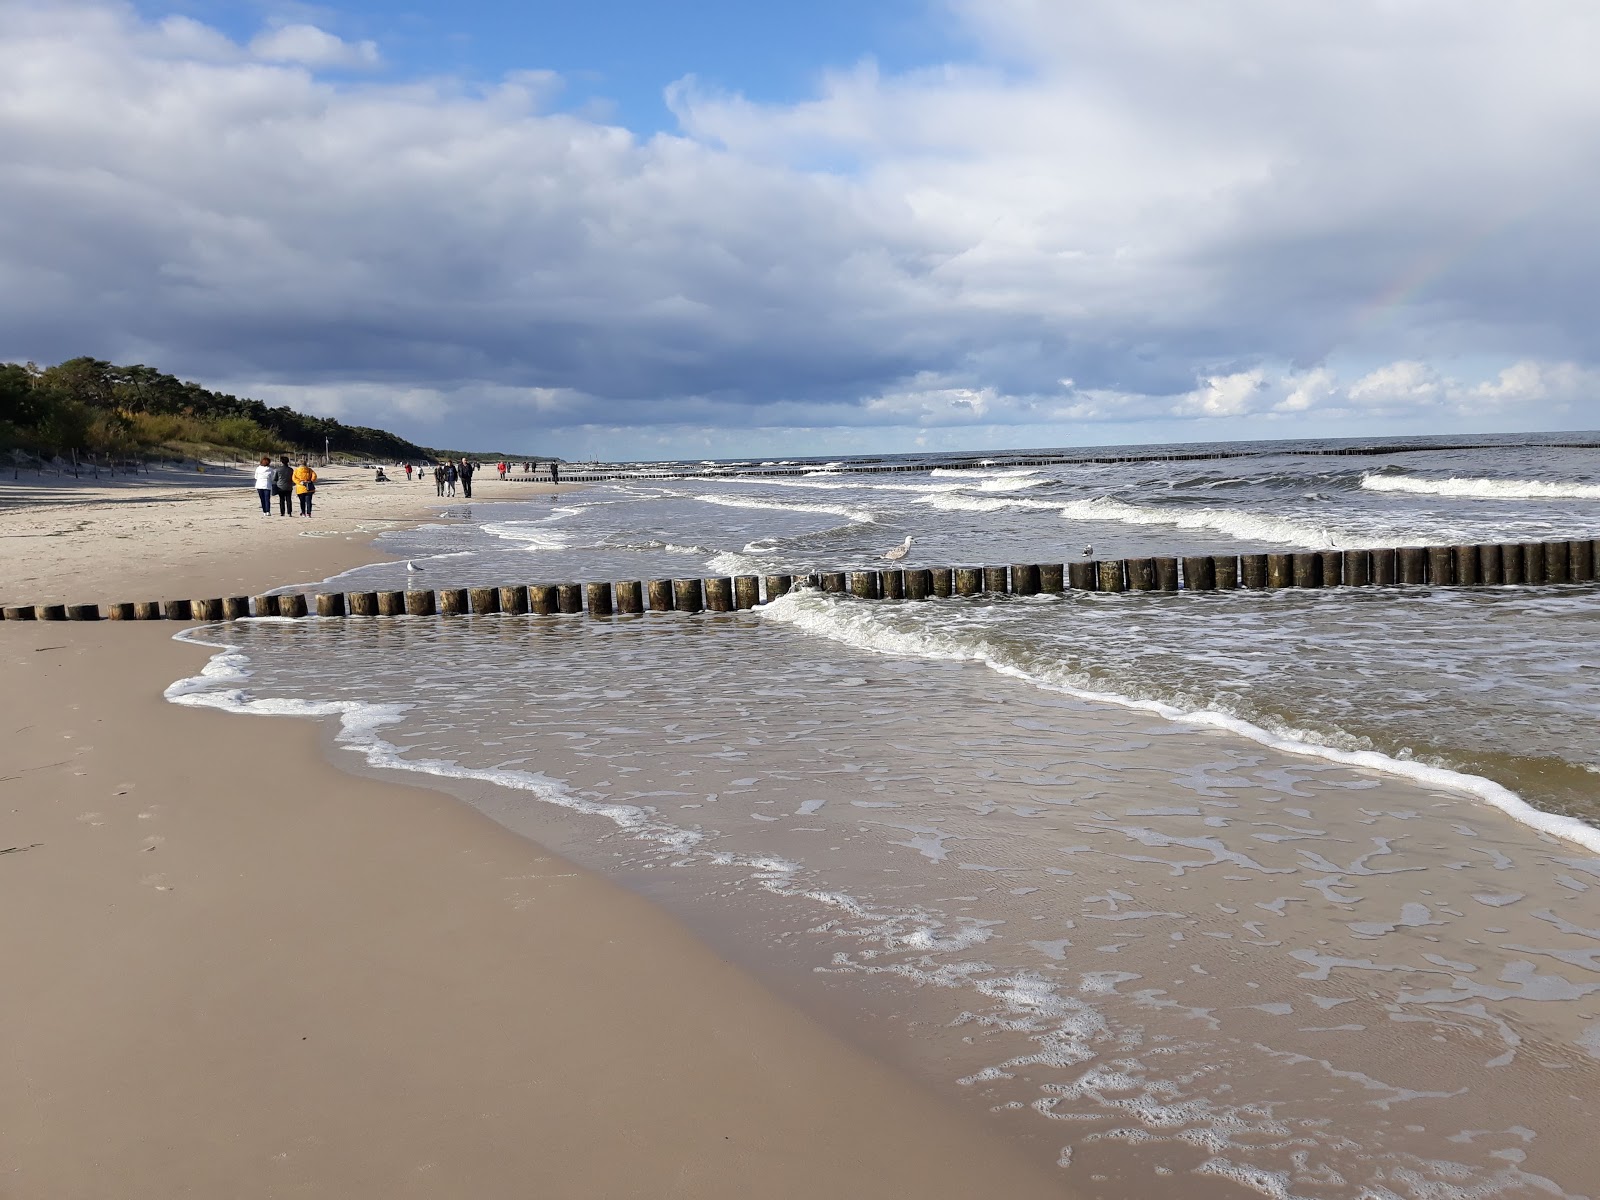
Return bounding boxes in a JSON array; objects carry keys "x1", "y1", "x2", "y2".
[{"x1": 0, "y1": 472, "x2": 1067, "y2": 1199}]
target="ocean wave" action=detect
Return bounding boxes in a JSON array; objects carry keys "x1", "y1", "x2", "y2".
[
  {"x1": 1362, "y1": 474, "x2": 1600, "y2": 500},
  {"x1": 697, "y1": 492, "x2": 877, "y2": 524},
  {"x1": 915, "y1": 493, "x2": 1059, "y2": 514},
  {"x1": 931, "y1": 467, "x2": 1040, "y2": 479},
  {"x1": 1057, "y1": 497, "x2": 1342, "y2": 548},
  {"x1": 759, "y1": 592, "x2": 1600, "y2": 855},
  {"x1": 480, "y1": 522, "x2": 573, "y2": 551}
]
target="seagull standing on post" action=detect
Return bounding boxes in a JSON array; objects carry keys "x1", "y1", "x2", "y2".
[
  {"x1": 1081, "y1": 544, "x2": 1094, "y2": 557},
  {"x1": 884, "y1": 536, "x2": 913, "y2": 561}
]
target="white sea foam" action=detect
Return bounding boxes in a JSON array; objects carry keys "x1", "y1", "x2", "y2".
[
  {"x1": 915, "y1": 492, "x2": 1059, "y2": 514},
  {"x1": 758, "y1": 593, "x2": 1600, "y2": 855},
  {"x1": 480, "y1": 523, "x2": 572, "y2": 551},
  {"x1": 1363, "y1": 474, "x2": 1600, "y2": 500},
  {"x1": 1057, "y1": 497, "x2": 1343, "y2": 548}
]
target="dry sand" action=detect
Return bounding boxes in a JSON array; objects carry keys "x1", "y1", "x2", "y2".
[{"x1": 0, "y1": 469, "x2": 1066, "y2": 1199}]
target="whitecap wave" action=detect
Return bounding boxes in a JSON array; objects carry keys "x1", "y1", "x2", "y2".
[
  {"x1": 1362, "y1": 474, "x2": 1600, "y2": 500},
  {"x1": 697, "y1": 492, "x2": 877, "y2": 524},
  {"x1": 1057, "y1": 497, "x2": 1342, "y2": 548},
  {"x1": 915, "y1": 493, "x2": 1059, "y2": 514},
  {"x1": 758, "y1": 592, "x2": 1600, "y2": 855}
]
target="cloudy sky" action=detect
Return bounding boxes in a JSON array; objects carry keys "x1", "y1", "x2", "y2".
[{"x1": 4, "y1": 0, "x2": 1599, "y2": 458}]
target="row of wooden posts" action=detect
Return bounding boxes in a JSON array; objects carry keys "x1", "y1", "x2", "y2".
[{"x1": 3, "y1": 538, "x2": 1596, "y2": 624}]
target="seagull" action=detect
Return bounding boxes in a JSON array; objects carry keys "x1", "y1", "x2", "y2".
[
  {"x1": 883, "y1": 536, "x2": 913, "y2": 561},
  {"x1": 1081, "y1": 544, "x2": 1094, "y2": 557},
  {"x1": 406, "y1": 561, "x2": 424, "y2": 573}
]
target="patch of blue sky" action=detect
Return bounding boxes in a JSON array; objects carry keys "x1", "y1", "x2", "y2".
[{"x1": 132, "y1": 0, "x2": 961, "y2": 134}]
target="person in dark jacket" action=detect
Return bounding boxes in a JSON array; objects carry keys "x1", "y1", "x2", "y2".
[
  {"x1": 272, "y1": 455, "x2": 295, "y2": 516},
  {"x1": 433, "y1": 463, "x2": 446, "y2": 496},
  {"x1": 444, "y1": 462, "x2": 458, "y2": 497},
  {"x1": 458, "y1": 458, "x2": 475, "y2": 499}
]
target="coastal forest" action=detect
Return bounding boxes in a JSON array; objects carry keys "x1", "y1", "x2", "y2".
[{"x1": 0, "y1": 357, "x2": 431, "y2": 462}]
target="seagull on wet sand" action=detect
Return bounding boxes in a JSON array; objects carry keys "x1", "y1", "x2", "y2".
[{"x1": 883, "y1": 536, "x2": 913, "y2": 561}]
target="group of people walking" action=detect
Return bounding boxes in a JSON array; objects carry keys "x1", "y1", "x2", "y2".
[
  {"x1": 253, "y1": 455, "x2": 318, "y2": 517},
  {"x1": 420, "y1": 458, "x2": 477, "y2": 497}
]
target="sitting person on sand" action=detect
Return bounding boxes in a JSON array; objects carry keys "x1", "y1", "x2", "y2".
[
  {"x1": 292, "y1": 458, "x2": 318, "y2": 517},
  {"x1": 375, "y1": 467, "x2": 389, "y2": 483}
]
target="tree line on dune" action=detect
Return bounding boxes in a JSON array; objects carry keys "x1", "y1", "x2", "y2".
[{"x1": 0, "y1": 357, "x2": 434, "y2": 463}]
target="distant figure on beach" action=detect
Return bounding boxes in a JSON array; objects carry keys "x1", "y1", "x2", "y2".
[
  {"x1": 403, "y1": 462, "x2": 413, "y2": 481},
  {"x1": 374, "y1": 467, "x2": 389, "y2": 483},
  {"x1": 433, "y1": 464, "x2": 445, "y2": 496},
  {"x1": 292, "y1": 458, "x2": 317, "y2": 517},
  {"x1": 444, "y1": 462, "x2": 458, "y2": 497},
  {"x1": 549, "y1": 461, "x2": 560, "y2": 485},
  {"x1": 272, "y1": 455, "x2": 294, "y2": 516},
  {"x1": 458, "y1": 458, "x2": 475, "y2": 499},
  {"x1": 253, "y1": 455, "x2": 274, "y2": 515}
]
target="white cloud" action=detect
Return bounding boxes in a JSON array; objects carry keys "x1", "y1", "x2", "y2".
[
  {"x1": 2, "y1": 0, "x2": 1599, "y2": 455},
  {"x1": 249, "y1": 24, "x2": 379, "y2": 69}
]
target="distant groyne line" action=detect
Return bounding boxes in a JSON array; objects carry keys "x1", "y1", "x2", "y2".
[
  {"x1": 518, "y1": 440, "x2": 1600, "y2": 484},
  {"x1": 4, "y1": 538, "x2": 1596, "y2": 624}
]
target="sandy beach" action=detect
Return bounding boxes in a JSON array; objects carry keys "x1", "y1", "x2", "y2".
[{"x1": 0, "y1": 468, "x2": 1065, "y2": 1199}]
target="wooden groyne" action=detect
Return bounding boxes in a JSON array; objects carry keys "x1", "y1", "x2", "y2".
[
  {"x1": 4, "y1": 538, "x2": 1597, "y2": 623},
  {"x1": 517, "y1": 440, "x2": 1600, "y2": 484}
]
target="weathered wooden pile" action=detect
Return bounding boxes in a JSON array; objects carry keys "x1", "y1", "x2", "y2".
[{"x1": 2, "y1": 538, "x2": 1595, "y2": 623}]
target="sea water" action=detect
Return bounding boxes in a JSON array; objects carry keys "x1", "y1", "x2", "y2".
[{"x1": 171, "y1": 434, "x2": 1600, "y2": 1198}]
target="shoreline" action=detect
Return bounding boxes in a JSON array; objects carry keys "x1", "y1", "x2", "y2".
[{"x1": 0, "y1": 473, "x2": 1067, "y2": 1198}]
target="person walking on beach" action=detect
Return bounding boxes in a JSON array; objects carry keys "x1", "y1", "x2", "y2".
[
  {"x1": 403, "y1": 462, "x2": 413, "y2": 481},
  {"x1": 458, "y1": 457, "x2": 475, "y2": 499},
  {"x1": 252, "y1": 456, "x2": 274, "y2": 515},
  {"x1": 433, "y1": 463, "x2": 445, "y2": 496},
  {"x1": 444, "y1": 462, "x2": 458, "y2": 497},
  {"x1": 272, "y1": 454, "x2": 295, "y2": 516},
  {"x1": 549, "y1": 460, "x2": 560, "y2": 485},
  {"x1": 292, "y1": 457, "x2": 317, "y2": 517}
]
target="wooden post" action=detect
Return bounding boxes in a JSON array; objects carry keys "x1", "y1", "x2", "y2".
[
  {"x1": 1240, "y1": 554, "x2": 1268, "y2": 589},
  {"x1": 822, "y1": 573, "x2": 847, "y2": 594},
  {"x1": 1500, "y1": 544, "x2": 1525, "y2": 584},
  {"x1": 1453, "y1": 545, "x2": 1478, "y2": 587},
  {"x1": 882, "y1": 570, "x2": 906, "y2": 600},
  {"x1": 378, "y1": 591, "x2": 407, "y2": 616},
  {"x1": 107, "y1": 602, "x2": 138, "y2": 620},
  {"x1": 1212, "y1": 556, "x2": 1239, "y2": 589},
  {"x1": 135, "y1": 600, "x2": 165, "y2": 620},
  {"x1": 1477, "y1": 544, "x2": 1503, "y2": 585},
  {"x1": 615, "y1": 580, "x2": 644, "y2": 614},
  {"x1": 1126, "y1": 558, "x2": 1155, "y2": 590},
  {"x1": 931, "y1": 568, "x2": 954, "y2": 597},
  {"x1": 467, "y1": 587, "x2": 499, "y2": 615},
  {"x1": 1068, "y1": 561, "x2": 1097, "y2": 590},
  {"x1": 67, "y1": 603, "x2": 100, "y2": 621},
  {"x1": 1317, "y1": 551, "x2": 1343, "y2": 587},
  {"x1": 1344, "y1": 550, "x2": 1371, "y2": 587},
  {"x1": 1426, "y1": 546, "x2": 1454, "y2": 586},
  {"x1": 349, "y1": 591, "x2": 379, "y2": 616},
  {"x1": 848, "y1": 571, "x2": 879, "y2": 599},
  {"x1": 1011, "y1": 564, "x2": 1040, "y2": 595},
  {"x1": 223, "y1": 596, "x2": 251, "y2": 620},
  {"x1": 252, "y1": 594, "x2": 279, "y2": 618},
  {"x1": 1571, "y1": 539, "x2": 1595, "y2": 582},
  {"x1": 405, "y1": 590, "x2": 437, "y2": 617},
  {"x1": 530, "y1": 585, "x2": 557, "y2": 615},
  {"x1": 1154, "y1": 557, "x2": 1180, "y2": 591},
  {"x1": 585, "y1": 581, "x2": 614, "y2": 615},
  {"x1": 438, "y1": 588, "x2": 469, "y2": 616},
  {"x1": 37, "y1": 604, "x2": 68, "y2": 621},
  {"x1": 954, "y1": 568, "x2": 982, "y2": 596},
  {"x1": 1098, "y1": 560, "x2": 1126, "y2": 592},
  {"x1": 1291, "y1": 553, "x2": 1320, "y2": 588},
  {"x1": 1397, "y1": 548, "x2": 1427, "y2": 585},
  {"x1": 1182, "y1": 556, "x2": 1215, "y2": 590},
  {"x1": 982, "y1": 566, "x2": 1009, "y2": 593},
  {"x1": 904, "y1": 569, "x2": 932, "y2": 600},
  {"x1": 1370, "y1": 548, "x2": 1396, "y2": 586},
  {"x1": 674, "y1": 578, "x2": 705, "y2": 613},
  {"x1": 192, "y1": 598, "x2": 224, "y2": 621},
  {"x1": 164, "y1": 599, "x2": 194, "y2": 621},
  {"x1": 499, "y1": 585, "x2": 530, "y2": 614},
  {"x1": 1544, "y1": 541, "x2": 1571, "y2": 585},
  {"x1": 1266, "y1": 554, "x2": 1294, "y2": 588},
  {"x1": 314, "y1": 593, "x2": 345, "y2": 618},
  {"x1": 647, "y1": 580, "x2": 675, "y2": 612},
  {"x1": 555, "y1": 584, "x2": 583, "y2": 614},
  {"x1": 728, "y1": 576, "x2": 757, "y2": 609},
  {"x1": 762, "y1": 575, "x2": 792, "y2": 602},
  {"x1": 2, "y1": 605, "x2": 35, "y2": 620},
  {"x1": 1039, "y1": 564, "x2": 1065, "y2": 593},
  {"x1": 1520, "y1": 542, "x2": 1545, "y2": 583}
]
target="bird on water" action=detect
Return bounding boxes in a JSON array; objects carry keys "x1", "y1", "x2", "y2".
[
  {"x1": 1081, "y1": 544, "x2": 1094, "y2": 557},
  {"x1": 883, "y1": 536, "x2": 913, "y2": 561}
]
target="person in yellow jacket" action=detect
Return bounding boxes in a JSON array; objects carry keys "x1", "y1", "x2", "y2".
[{"x1": 292, "y1": 458, "x2": 318, "y2": 518}]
